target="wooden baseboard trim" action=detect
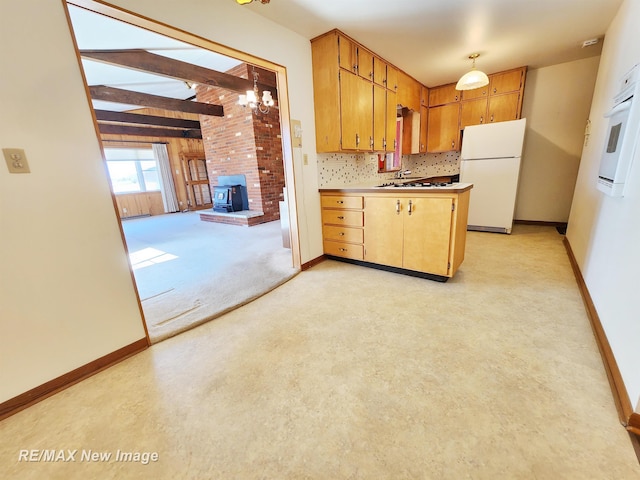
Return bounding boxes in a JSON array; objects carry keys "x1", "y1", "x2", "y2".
[
  {"x1": 562, "y1": 237, "x2": 634, "y2": 425},
  {"x1": 514, "y1": 219, "x2": 568, "y2": 227},
  {"x1": 301, "y1": 254, "x2": 326, "y2": 271},
  {"x1": 0, "y1": 337, "x2": 148, "y2": 421},
  {"x1": 628, "y1": 413, "x2": 640, "y2": 435}
]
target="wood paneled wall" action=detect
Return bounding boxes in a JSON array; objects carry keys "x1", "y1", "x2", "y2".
[
  {"x1": 100, "y1": 107, "x2": 206, "y2": 216},
  {"x1": 115, "y1": 192, "x2": 164, "y2": 218}
]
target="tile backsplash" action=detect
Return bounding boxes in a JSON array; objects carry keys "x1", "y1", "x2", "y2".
[{"x1": 317, "y1": 152, "x2": 460, "y2": 187}]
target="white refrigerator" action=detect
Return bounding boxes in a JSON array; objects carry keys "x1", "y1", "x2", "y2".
[{"x1": 460, "y1": 118, "x2": 527, "y2": 234}]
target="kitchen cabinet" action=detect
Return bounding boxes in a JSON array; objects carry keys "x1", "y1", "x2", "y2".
[
  {"x1": 320, "y1": 187, "x2": 471, "y2": 280},
  {"x1": 459, "y1": 67, "x2": 526, "y2": 129},
  {"x1": 429, "y1": 84, "x2": 460, "y2": 106},
  {"x1": 419, "y1": 105, "x2": 428, "y2": 153},
  {"x1": 363, "y1": 190, "x2": 470, "y2": 278},
  {"x1": 397, "y1": 70, "x2": 422, "y2": 112},
  {"x1": 427, "y1": 103, "x2": 461, "y2": 152},
  {"x1": 340, "y1": 69, "x2": 373, "y2": 150},
  {"x1": 321, "y1": 194, "x2": 364, "y2": 260},
  {"x1": 311, "y1": 30, "x2": 398, "y2": 153}
]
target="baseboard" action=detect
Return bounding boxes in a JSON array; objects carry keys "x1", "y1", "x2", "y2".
[
  {"x1": 0, "y1": 337, "x2": 149, "y2": 421},
  {"x1": 301, "y1": 254, "x2": 326, "y2": 271},
  {"x1": 562, "y1": 237, "x2": 635, "y2": 427},
  {"x1": 514, "y1": 219, "x2": 567, "y2": 227}
]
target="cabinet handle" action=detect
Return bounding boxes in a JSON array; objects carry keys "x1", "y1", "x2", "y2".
[
  {"x1": 337, "y1": 216, "x2": 345, "y2": 220},
  {"x1": 356, "y1": 133, "x2": 360, "y2": 145},
  {"x1": 455, "y1": 95, "x2": 459, "y2": 101},
  {"x1": 339, "y1": 248, "x2": 348, "y2": 252},
  {"x1": 370, "y1": 136, "x2": 374, "y2": 148},
  {"x1": 408, "y1": 199, "x2": 413, "y2": 216},
  {"x1": 493, "y1": 87, "x2": 497, "y2": 94},
  {"x1": 490, "y1": 114, "x2": 494, "y2": 122},
  {"x1": 383, "y1": 138, "x2": 387, "y2": 148},
  {"x1": 451, "y1": 140, "x2": 455, "y2": 149},
  {"x1": 480, "y1": 116, "x2": 484, "y2": 124},
  {"x1": 396, "y1": 199, "x2": 401, "y2": 215},
  {"x1": 336, "y1": 200, "x2": 344, "y2": 204},
  {"x1": 339, "y1": 232, "x2": 345, "y2": 236}
]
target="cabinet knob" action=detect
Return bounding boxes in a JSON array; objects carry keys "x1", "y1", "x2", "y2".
[
  {"x1": 339, "y1": 232, "x2": 345, "y2": 236},
  {"x1": 493, "y1": 87, "x2": 497, "y2": 94},
  {"x1": 336, "y1": 200, "x2": 344, "y2": 204},
  {"x1": 337, "y1": 216, "x2": 345, "y2": 220},
  {"x1": 490, "y1": 114, "x2": 494, "y2": 122},
  {"x1": 396, "y1": 199, "x2": 401, "y2": 215},
  {"x1": 480, "y1": 116, "x2": 484, "y2": 124},
  {"x1": 451, "y1": 140, "x2": 455, "y2": 148},
  {"x1": 408, "y1": 199, "x2": 413, "y2": 215},
  {"x1": 339, "y1": 248, "x2": 348, "y2": 252}
]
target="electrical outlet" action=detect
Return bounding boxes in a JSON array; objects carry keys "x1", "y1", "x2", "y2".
[{"x1": 3, "y1": 148, "x2": 31, "y2": 174}]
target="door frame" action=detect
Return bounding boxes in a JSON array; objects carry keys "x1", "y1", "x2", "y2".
[{"x1": 64, "y1": 0, "x2": 303, "y2": 341}]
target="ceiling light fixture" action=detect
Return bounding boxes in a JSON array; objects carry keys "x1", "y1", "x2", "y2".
[
  {"x1": 236, "y1": 0, "x2": 270, "y2": 5},
  {"x1": 455, "y1": 53, "x2": 490, "y2": 91},
  {"x1": 238, "y1": 68, "x2": 274, "y2": 114}
]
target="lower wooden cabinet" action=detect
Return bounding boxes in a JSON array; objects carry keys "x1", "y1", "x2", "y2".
[
  {"x1": 320, "y1": 189, "x2": 471, "y2": 279},
  {"x1": 321, "y1": 194, "x2": 365, "y2": 261}
]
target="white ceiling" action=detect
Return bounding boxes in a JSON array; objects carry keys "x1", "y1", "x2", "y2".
[
  {"x1": 68, "y1": 0, "x2": 623, "y2": 112},
  {"x1": 243, "y1": 0, "x2": 622, "y2": 87}
]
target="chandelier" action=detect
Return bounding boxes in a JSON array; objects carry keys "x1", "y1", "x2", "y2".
[{"x1": 238, "y1": 69, "x2": 275, "y2": 114}]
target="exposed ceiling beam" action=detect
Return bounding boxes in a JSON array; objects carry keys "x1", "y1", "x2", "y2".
[
  {"x1": 89, "y1": 85, "x2": 224, "y2": 116},
  {"x1": 94, "y1": 109, "x2": 201, "y2": 129},
  {"x1": 80, "y1": 49, "x2": 277, "y2": 99},
  {"x1": 98, "y1": 123, "x2": 202, "y2": 139}
]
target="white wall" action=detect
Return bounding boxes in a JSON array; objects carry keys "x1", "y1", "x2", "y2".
[
  {"x1": 567, "y1": 0, "x2": 640, "y2": 409},
  {"x1": 0, "y1": 0, "x2": 323, "y2": 404},
  {"x1": 516, "y1": 57, "x2": 600, "y2": 222},
  {"x1": 0, "y1": 0, "x2": 146, "y2": 402}
]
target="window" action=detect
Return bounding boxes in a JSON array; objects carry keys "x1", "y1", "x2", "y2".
[{"x1": 104, "y1": 148, "x2": 160, "y2": 193}]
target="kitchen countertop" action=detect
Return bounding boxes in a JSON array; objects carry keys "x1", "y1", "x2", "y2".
[{"x1": 319, "y1": 182, "x2": 473, "y2": 194}]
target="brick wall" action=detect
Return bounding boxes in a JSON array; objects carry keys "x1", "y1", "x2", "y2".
[{"x1": 197, "y1": 64, "x2": 284, "y2": 224}]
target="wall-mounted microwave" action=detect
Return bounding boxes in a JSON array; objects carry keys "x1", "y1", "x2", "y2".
[{"x1": 597, "y1": 64, "x2": 640, "y2": 197}]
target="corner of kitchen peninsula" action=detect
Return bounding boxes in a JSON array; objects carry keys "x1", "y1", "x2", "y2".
[{"x1": 319, "y1": 182, "x2": 473, "y2": 281}]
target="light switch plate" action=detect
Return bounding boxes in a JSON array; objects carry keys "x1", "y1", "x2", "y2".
[{"x1": 3, "y1": 148, "x2": 31, "y2": 174}]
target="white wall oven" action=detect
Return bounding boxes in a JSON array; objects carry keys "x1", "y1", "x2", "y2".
[{"x1": 597, "y1": 64, "x2": 640, "y2": 197}]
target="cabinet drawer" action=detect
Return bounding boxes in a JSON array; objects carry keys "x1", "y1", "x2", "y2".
[
  {"x1": 321, "y1": 195, "x2": 363, "y2": 209},
  {"x1": 323, "y1": 225, "x2": 364, "y2": 243},
  {"x1": 323, "y1": 240, "x2": 364, "y2": 260},
  {"x1": 322, "y1": 210, "x2": 364, "y2": 227}
]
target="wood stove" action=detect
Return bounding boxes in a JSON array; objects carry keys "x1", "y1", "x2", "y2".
[{"x1": 213, "y1": 184, "x2": 243, "y2": 212}]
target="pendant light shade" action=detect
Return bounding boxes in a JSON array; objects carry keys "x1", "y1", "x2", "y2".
[{"x1": 456, "y1": 53, "x2": 489, "y2": 91}]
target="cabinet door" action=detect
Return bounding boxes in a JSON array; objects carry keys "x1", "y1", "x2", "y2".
[
  {"x1": 397, "y1": 71, "x2": 421, "y2": 112},
  {"x1": 340, "y1": 70, "x2": 360, "y2": 149},
  {"x1": 419, "y1": 106, "x2": 428, "y2": 153},
  {"x1": 428, "y1": 84, "x2": 460, "y2": 106},
  {"x1": 373, "y1": 56, "x2": 387, "y2": 87},
  {"x1": 386, "y1": 65, "x2": 398, "y2": 92},
  {"x1": 461, "y1": 84, "x2": 489, "y2": 100},
  {"x1": 385, "y1": 89, "x2": 398, "y2": 152},
  {"x1": 338, "y1": 35, "x2": 357, "y2": 73},
  {"x1": 460, "y1": 98, "x2": 488, "y2": 129},
  {"x1": 403, "y1": 197, "x2": 453, "y2": 276},
  {"x1": 488, "y1": 92, "x2": 520, "y2": 123},
  {"x1": 358, "y1": 79, "x2": 374, "y2": 151},
  {"x1": 364, "y1": 196, "x2": 404, "y2": 268},
  {"x1": 427, "y1": 103, "x2": 461, "y2": 152},
  {"x1": 420, "y1": 86, "x2": 429, "y2": 107},
  {"x1": 358, "y1": 47, "x2": 374, "y2": 80},
  {"x1": 489, "y1": 69, "x2": 524, "y2": 95},
  {"x1": 373, "y1": 84, "x2": 387, "y2": 151}
]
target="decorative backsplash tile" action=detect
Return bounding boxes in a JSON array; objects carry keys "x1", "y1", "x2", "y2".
[{"x1": 317, "y1": 152, "x2": 460, "y2": 187}]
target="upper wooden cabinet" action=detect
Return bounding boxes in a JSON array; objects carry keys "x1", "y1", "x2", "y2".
[
  {"x1": 312, "y1": 30, "x2": 397, "y2": 153},
  {"x1": 459, "y1": 67, "x2": 526, "y2": 130},
  {"x1": 429, "y1": 84, "x2": 461, "y2": 106},
  {"x1": 427, "y1": 103, "x2": 461, "y2": 152},
  {"x1": 397, "y1": 70, "x2": 421, "y2": 112}
]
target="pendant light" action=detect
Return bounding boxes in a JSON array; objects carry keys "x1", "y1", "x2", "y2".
[{"x1": 455, "y1": 53, "x2": 489, "y2": 91}]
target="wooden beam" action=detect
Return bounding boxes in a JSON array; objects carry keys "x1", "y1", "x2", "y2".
[
  {"x1": 89, "y1": 85, "x2": 223, "y2": 116},
  {"x1": 80, "y1": 49, "x2": 277, "y2": 99},
  {"x1": 98, "y1": 124, "x2": 202, "y2": 139},
  {"x1": 94, "y1": 110, "x2": 201, "y2": 129}
]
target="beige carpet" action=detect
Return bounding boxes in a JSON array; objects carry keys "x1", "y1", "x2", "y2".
[
  {"x1": 122, "y1": 212, "x2": 298, "y2": 343},
  {"x1": 1, "y1": 225, "x2": 638, "y2": 479}
]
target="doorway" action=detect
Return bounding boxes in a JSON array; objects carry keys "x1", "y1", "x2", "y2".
[{"x1": 65, "y1": 1, "x2": 301, "y2": 342}]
